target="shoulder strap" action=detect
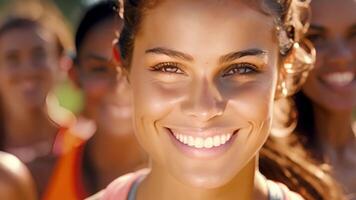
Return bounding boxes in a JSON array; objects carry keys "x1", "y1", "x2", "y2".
[
  {"x1": 101, "y1": 169, "x2": 150, "y2": 200},
  {"x1": 127, "y1": 175, "x2": 146, "y2": 200}
]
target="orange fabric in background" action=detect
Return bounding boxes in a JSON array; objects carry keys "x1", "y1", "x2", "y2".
[
  {"x1": 43, "y1": 142, "x2": 87, "y2": 200},
  {"x1": 53, "y1": 128, "x2": 85, "y2": 155},
  {"x1": 44, "y1": 117, "x2": 94, "y2": 200}
]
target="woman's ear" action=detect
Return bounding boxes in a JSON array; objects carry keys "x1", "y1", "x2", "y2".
[
  {"x1": 51, "y1": 53, "x2": 73, "y2": 83},
  {"x1": 68, "y1": 62, "x2": 82, "y2": 89},
  {"x1": 59, "y1": 53, "x2": 73, "y2": 72},
  {"x1": 112, "y1": 44, "x2": 130, "y2": 84},
  {"x1": 115, "y1": 62, "x2": 131, "y2": 85},
  {"x1": 112, "y1": 43, "x2": 122, "y2": 64}
]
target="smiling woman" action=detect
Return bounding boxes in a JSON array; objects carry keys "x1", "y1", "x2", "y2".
[
  {"x1": 89, "y1": 0, "x2": 342, "y2": 200},
  {"x1": 0, "y1": 2, "x2": 75, "y2": 195},
  {"x1": 293, "y1": 0, "x2": 356, "y2": 197}
]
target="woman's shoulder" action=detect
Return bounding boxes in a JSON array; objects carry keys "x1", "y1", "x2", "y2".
[
  {"x1": 0, "y1": 152, "x2": 37, "y2": 200},
  {"x1": 86, "y1": 169, "x2": 150, "y2": 200}
]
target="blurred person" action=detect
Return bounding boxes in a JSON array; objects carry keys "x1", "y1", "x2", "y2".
[
  {"x1": 0, "y1": 1, "x2": 80, "y2": 195},
  {"x1": 42, "y1": 1, "x2": 146, "y2": 199},
  {"x1": 88, "y1": 0, "x2": 343, "y2": 199},
  {"x1": 0, "y1": 0, "x2": 75, "y2": 163},
  {"x1": 0, "y1": 151, "x2": 37, "y2": 200},
  {"x1": 292, "y1": 0, "x2": 356, "y2": 197}
]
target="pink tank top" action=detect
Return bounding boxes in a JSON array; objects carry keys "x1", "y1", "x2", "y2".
[{"x1": 99, "y1": 169, "x2": 149, "y2": 200}]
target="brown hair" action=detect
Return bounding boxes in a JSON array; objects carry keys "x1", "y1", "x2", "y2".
[
  {"x1": 0, "y1": 0, "x2": 73, "y2": 55},
  {"x1": 293, "y1": 90, "x2": 320, "y2": 157},
  {"x1": 116, "y1": 0, "x2": 343, "y2": 199},
  {"x1": 260, "y1": 135, "x2": 344, "y2": 200}
]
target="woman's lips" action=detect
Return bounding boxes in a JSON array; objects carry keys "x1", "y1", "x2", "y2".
[{"x1": 166, "y1": 127, "x2": 239, "y2": 158}]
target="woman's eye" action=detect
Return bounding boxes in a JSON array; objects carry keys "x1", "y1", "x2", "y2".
[
  {"x1": 91, "y1": 66, "x2": 109, "y2": 73},
  {"x1": 87, "y1": 65, "x2": 116, "y2": 76},
  {"x1": 222, "y1": 63, "x2": 258, "y2": 77},
  {"x1": 151, "y1": 62, "x2": 185, "y2": 74},
  {"x1": 307, "y1": 33, "x2": 325, "y2": 45}
]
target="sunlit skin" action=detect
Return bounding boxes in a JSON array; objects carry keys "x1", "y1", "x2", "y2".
[
  {"x1": 70, "y1": 18, "x2": 146, "y2": 193},
  {"x1": 304, "y1": 0, "x2": 356, "y2": 194},
  {"x1": 0, "y1": 25, "x2": 61, "y2": 161},
  {"x1": 0, "y1": 152, "x2": 37, "y2": 200},
  {"x1": 122, "y1": 1, "x2": 290, "y2": 199}
]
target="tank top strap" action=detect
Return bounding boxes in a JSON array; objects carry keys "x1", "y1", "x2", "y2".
[{"x1": 127, "y1": 175, "x2": 146, "y2": 200}]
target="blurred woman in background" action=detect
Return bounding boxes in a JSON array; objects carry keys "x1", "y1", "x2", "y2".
[
  {"x1": 293, "y1": 0, "x2": 356, "y2": 197},
  {"x1": 0, "y1": 0, "x2": 74, "y2": 162},
  {"x1": 43, "y1": 1, "x2": 146, "y2": 199}
]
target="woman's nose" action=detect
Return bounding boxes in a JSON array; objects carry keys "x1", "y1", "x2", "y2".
[
  {"x1": 181, "y1": 78, "x2": 225, "y2": 122},
  {"x1": 327, "y1": 38, "x2": 353, "y2": 68}
]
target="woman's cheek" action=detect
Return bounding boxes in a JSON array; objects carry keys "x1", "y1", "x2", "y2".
[
  {"x1": 225, "y1": 73, "x2": 276, "y2": 116},
  {"x1": 314, "y1": 48, "x2": 326, "y2": 70},
  {"x1": 237, "y1": 85, "x2": 273, "y2": 125},
  {"x1": 129, "y1": 71, "x2": 187, "y2": 156},
  {"x1": 136, "y1": 81, "x2": 186, "y2": 114}
]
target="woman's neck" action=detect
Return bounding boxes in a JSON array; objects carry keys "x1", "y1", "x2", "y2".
[
  {"x1": 3, "y1": 106, "x2": 58, "y2": 148},
  {"x1": 137, "y1": 157, "x2": 261, "y2": 200},
  {"x1": 85, "y1": 129, "x2": 147, "y2": 192},
  {"x1": 313, "y1": 105, "x2": 354, "y2": 149}
]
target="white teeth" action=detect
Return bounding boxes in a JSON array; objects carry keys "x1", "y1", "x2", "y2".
[
  {"x1": 188, "y1": 136, "x2": 194, "y2": 146},
  {"x1": 323, "y1": 72, "x2": 354, "y2": 87},
  {"x1": 213, "y1": 136, "x2": 220, "y2": 147},
  {"x1": 195, "y1": 138, "x2": 204, "y2": 148},
  {"x1": 221, "y1": 134, "x2": 227, "y2": 144},
  {"x1": 173, "y1": 133, "x2": 233, "y2": 149},
  {"x1": 183, "y1": 136, "x2": 188, "y2": 144},
  {"x1": 204, "y1": 137, "x2": 213, "y2": 148}
]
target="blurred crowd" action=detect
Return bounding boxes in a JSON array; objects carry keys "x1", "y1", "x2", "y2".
[{"x1": 0, "y1": 0, "x2": 354, "y2": 200}]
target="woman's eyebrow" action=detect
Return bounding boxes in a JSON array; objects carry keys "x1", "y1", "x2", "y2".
[
  {"x1": 309, "y1": 24, "x2": 326, "y2": 33},
  {"x1": 145, "y1": 47, "x2": 194, "y2": 61},
  {"x1": 219, "y1": 48, "x2": 267, "y2": 63},
  {"x1": 84, "y1": 52, "x2": 110, "y2": 62}
]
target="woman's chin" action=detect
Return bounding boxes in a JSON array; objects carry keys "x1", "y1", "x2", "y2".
[{"x1": 170, "y1": 167, "x2": 239, "y2": 190}]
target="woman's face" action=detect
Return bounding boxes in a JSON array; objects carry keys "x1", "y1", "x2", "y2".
[
  {"x1": 75, "y1": 19, "x2": 133, "y2": 135},
  {"x1": 0, "y1": 26, "x2": 59, "y2": 112},
  {"x1": 129, "y1": 0, "x2": 279, "y2": 188},
  {"x1": 303, "y1": 0, "x2": 356, "y2": 112}
]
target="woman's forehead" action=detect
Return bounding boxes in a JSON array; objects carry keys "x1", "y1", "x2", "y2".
[
  {"x1": 143, "y1": 0, "x2": 271, "y2": 22},
  {"x1": 140, "y1": 0, "x2": 275, "y2": 31},
  {"x1": 136, "y1": 0, "x2": 276, "y2": 56}
]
